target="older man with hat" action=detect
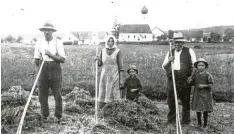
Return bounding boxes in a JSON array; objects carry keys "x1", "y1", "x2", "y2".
[
  {"x1": 34, "y1": 21, "x2": 66, "y2": 123},
  {"x1": 162, "y1": 32, "x2": 197, "y2": 125}
]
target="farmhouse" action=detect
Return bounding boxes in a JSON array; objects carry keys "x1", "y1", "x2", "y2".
[
  {"x1": 60, "y1": 33, "x2": 79, "y2": 45},
  {"x1": 75, "y1": 31, "x2": 106, "y2": 45},
  {"x1": 118, "y1": 24, "x2": 153, "y2": 43},
  {"x1": 203, "y1": 32, "x2": 211, "y2": 38}
]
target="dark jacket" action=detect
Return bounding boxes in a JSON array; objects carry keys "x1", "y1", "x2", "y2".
[
  {"x1": 165, "y1": 47, "x2": 193, "y2": 79},
  {"x1": 124, "y1": 76, "x2": 142, "y2": 100}
]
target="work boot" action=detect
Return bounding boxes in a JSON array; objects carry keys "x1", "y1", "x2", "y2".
[{"x1": 56, "y1": 117, "x2": 61, "y2": 124}]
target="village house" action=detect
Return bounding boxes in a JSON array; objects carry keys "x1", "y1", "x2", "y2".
[
  {"x1": 60, "y1": 32, "x2": 79, "y2": 45},
  {"x1": 203, "y1": 32, "x2": 211, "y2": 42},
  {"x1": 75, "y1": 31, "x2": 106, "y2": 45},
  {"x1": 118, "y1": 24, "x2": 153, "y2": 43}
]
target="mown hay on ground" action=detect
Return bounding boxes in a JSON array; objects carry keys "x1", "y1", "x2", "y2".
[
  {"x1": 64, "y1": 87, "x2": 95, "y2": 114},
  {"x1": 1, "y1": 86, "x2": 43, "y2": 133},
  {"x1": 1, "y1": 86, "x2": 29, "y2": 108},
  {"x1": 100, "y1": 94, "x2": 161, "y2": 132}
]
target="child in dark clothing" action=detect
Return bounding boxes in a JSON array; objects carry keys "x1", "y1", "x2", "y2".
[
  {"x1": 122, "y1": 65, "x2": 142, "y2": 101},
  {"x1": 191, "y1": 58, "x2": 214, "y2": 130}
]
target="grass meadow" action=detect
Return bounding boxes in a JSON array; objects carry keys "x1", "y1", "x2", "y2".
[
  {"x1": 1, "y1": 43, "x2": 234, "y2": 102},
  {"x1": 1, "y1": 42, "x2": 234, "y2": 134}
]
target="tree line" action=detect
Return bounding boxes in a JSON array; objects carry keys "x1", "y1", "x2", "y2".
[
  {"x1": 157, "y1": 28, "x2": 234, "y2": 43},
  {"x1": 1, "y1": 35, "x2": 37, "y2": 44}
]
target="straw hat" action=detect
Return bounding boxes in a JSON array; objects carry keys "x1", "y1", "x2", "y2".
[
  {"x1": 39, "y1": 22, "x2": 57, "y2": 32},
  {"x1": 194, "y1": 58, "x2": 208, "y2": 68},
  {"x1": 173, "y1": 32, "x2": 187, "y2": 42},
  {"x1": 127, "y1": 65, "x2": 138, "y2": 74}
]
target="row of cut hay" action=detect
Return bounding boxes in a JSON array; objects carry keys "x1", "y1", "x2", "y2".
[{"x1": 1, "y1": 86, "x2": 44, "y2": 133}]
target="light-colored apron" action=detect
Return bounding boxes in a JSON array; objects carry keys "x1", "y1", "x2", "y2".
[{"x1": 98, "y1": 48, "x2": 121, "y2": 103}]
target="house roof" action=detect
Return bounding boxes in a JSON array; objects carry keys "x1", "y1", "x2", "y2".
[{"x1": 119, "y1": 24, "x2": 152, "y2": 34}]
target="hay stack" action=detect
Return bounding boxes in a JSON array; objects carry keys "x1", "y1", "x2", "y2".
[
  {"x1": 1, "y1": 86, "x2": 29, "y2": 108},
  {"x1": 1, "y1": 86, "x2": 42, "y2": 133},
  {"x1": 64, "y1": 87, "x2": 94, "y2": 114},
  {"x1": 100, "y1": 94, "x2": 161, "y2": 132}
]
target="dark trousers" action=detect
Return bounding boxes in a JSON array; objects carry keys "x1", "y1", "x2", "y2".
[
  {"x1": 38, "y1": 61, "x2": 63, "y2": 119},
  {"x1": 167, "y1": 76, "x2": 191, "y2": 124},
  {"x1": 197, "y1": 112, "x2": 208, "y2": 127}
]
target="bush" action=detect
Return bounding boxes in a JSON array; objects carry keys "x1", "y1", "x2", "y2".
[{"x1": 194, "y1": 44, "x2": 202, "y2": 49}]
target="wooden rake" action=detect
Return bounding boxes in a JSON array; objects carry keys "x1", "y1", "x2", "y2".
[
  {"x1": 169, "y1": 42, "x2": 183, "y2": 134},
  {"x1": 16, "y1": 60, "x2": 45, "y2": 134}
]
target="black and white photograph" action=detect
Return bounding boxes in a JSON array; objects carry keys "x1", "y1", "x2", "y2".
[{"x1": 1, "y1": 0, "x2": 234, "y2": 133}]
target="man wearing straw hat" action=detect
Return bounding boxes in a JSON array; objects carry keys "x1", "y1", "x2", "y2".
[
  {"x1": 162, "y1": 32, "x2": 197, "y2": 125},
  {"x1": 34, "y1": 21, "x2": 66, "y2": 123}
]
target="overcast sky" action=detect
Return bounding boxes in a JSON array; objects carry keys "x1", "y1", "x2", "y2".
[{"x1": 1, "y1": 0, "x2": 233, "y2": 35}]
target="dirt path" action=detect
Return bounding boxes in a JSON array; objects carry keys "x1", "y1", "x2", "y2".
[{"x1": 22, "y1": 96, "x2": 234, "y2": 134}]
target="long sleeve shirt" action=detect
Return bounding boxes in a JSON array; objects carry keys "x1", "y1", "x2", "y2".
[{"x1": 34, "y1": 37, "x2": 66, "y2": 61}]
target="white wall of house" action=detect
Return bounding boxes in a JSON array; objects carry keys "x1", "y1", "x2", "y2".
[{"x1": 119, "y1": 33, "x2": 153, "y2": 42}]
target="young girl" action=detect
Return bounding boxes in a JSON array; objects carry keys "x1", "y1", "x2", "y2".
[
  {"x1": 123, "y1": 65, "x2": 142, "y2": 101},
  {"x1": 191, "y1": 58, "x2": 214, "y2": 129},
  {"x1": 96, "y1": 35, "x2": 124, "y2": 109}
]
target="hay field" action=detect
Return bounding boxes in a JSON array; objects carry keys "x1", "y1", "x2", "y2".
[
  {"x1": 1, "y1": 43, "x2": 234, "y2": 101},
  {"x1": 1, "y1": 43, "x2": 234, "y2": 134}
]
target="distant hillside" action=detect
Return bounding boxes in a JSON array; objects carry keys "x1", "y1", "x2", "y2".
[{"x1": 175, "y1": 25, "x2": 234, "y2": 37}]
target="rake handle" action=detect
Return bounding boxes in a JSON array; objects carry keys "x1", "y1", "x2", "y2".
[
  {"x1": 169, "y1": 42, "x2": 182, "y2": 134},
  {"x1": 16, "y1": 60, "x2": 45, "y2": 134},
  {"x1": 95, "y1": 41, "x2": 99, "y2": 124}
]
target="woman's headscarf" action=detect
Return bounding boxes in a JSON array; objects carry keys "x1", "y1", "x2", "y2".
[{"x1": 105, "y1": 35, "x2": 117, "y2": 49}]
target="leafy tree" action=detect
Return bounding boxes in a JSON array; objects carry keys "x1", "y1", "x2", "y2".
[
  {"x1": 223, "y1": 28, "x2": 234, "y2": 42},
  {"x1": 203, "y1": 36, "x2": 208, "y2": 42},
  {"x1": 112, "y1": 17, "x2": 121, "y2": 39},
  {"x1": 32, "y1": 38, "x2": 37, "y2": 42},
  {"x1": 211, "y1": 32, "x2": 221, "y2": 42},
  {"x1": 16, "y1": 36, "x2": 23, "y2": 43},
  {"x1": 168, "y1": 30, "x2": 174, "y2": 39},
  {"x1": 195, "y1": 30, "x2": 203, "y2": 42},
  {"x1": 156, "y1": 34, "x2": 167, "y2": 41},
  {"x1": 5, "y1": 35, "x2": 14, "y2": 43}
]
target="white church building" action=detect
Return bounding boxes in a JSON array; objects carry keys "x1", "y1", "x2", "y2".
[{"x1": 118, "y1": 24, "x2": 153, "y2": 43}]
